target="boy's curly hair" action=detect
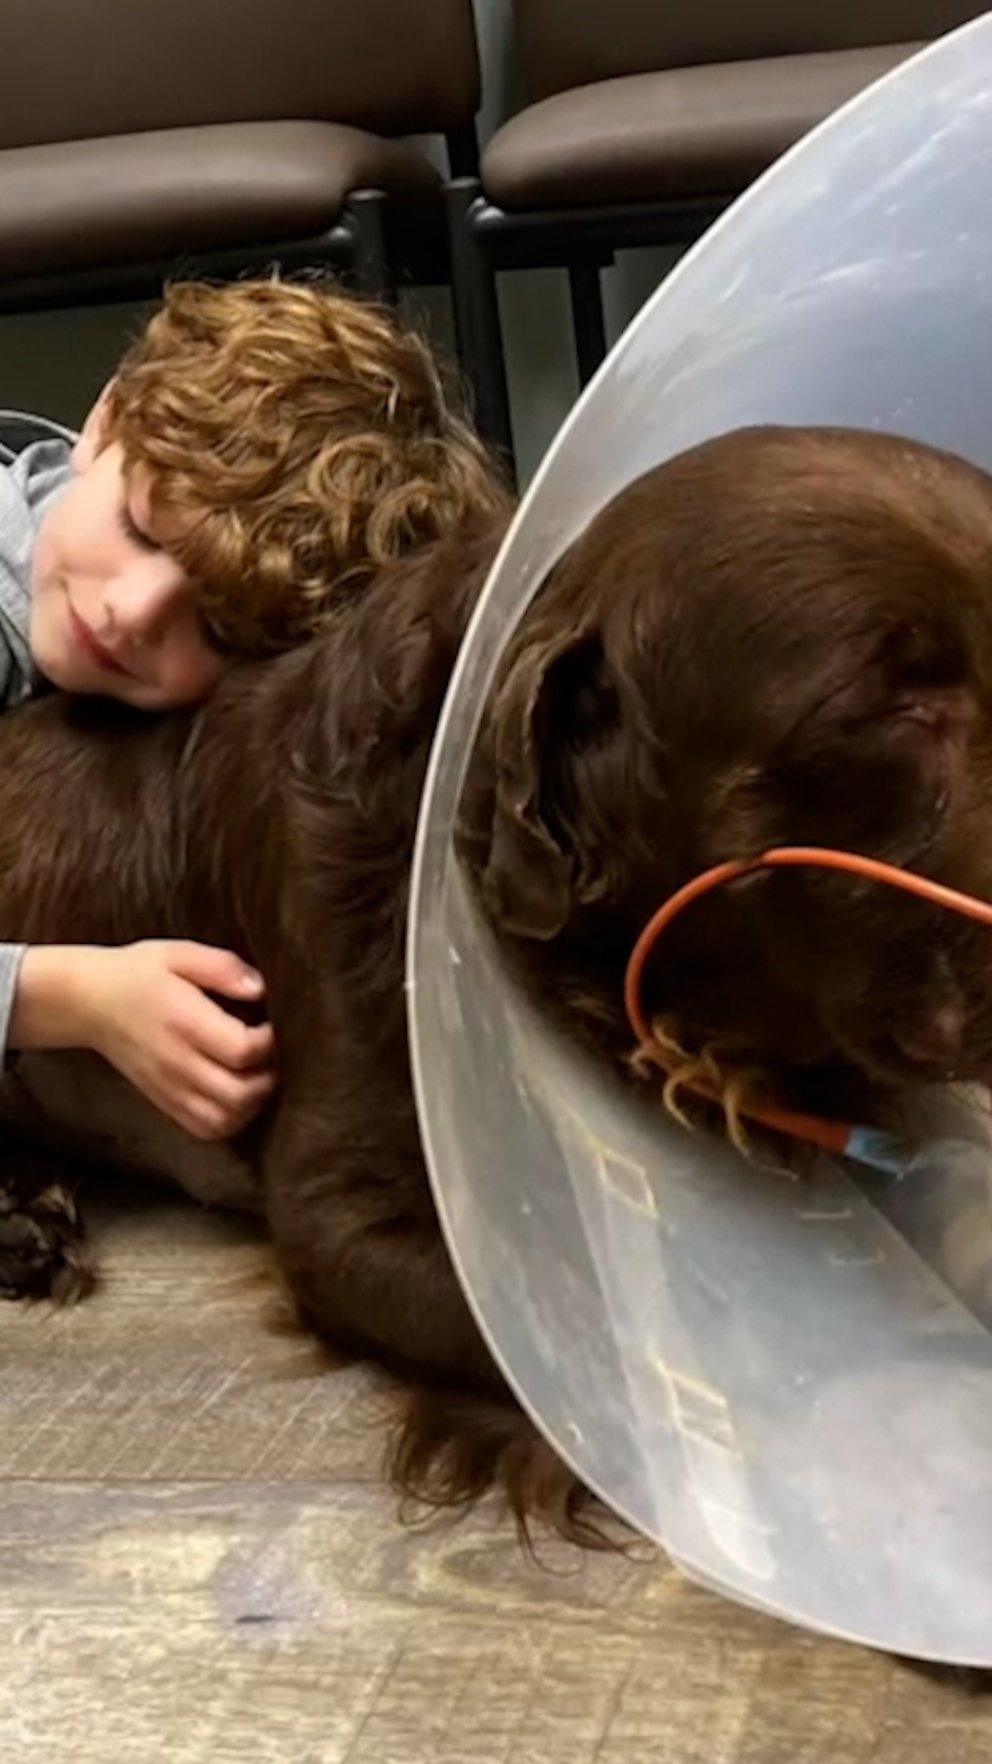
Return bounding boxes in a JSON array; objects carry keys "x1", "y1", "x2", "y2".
[{"x1": 106, "y1": 279, "x2": 511, "y2": 656}]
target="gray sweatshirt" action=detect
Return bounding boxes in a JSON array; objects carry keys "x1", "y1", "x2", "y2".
[{"x1": 0, "y1": 411, "x2": 77, "y2": 1056}]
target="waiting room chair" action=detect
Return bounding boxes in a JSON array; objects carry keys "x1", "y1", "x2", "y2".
[
  {"x1": 0, "y1": 0, "x2": 481, "y2": 312},
  {"x1": 448, "y1": 1, "x2": 984, "y2": 469}
]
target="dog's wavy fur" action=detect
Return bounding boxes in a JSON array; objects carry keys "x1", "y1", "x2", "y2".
[
  {"x1": 0, "y1": 514, "x2": 602, "y2": 1538},
  {"x1": 7, "y1": 424, "x2": 992, "y2": 1539}
]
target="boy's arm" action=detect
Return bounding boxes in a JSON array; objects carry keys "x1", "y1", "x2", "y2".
[
  {"x1": 5, "y1": 945, "x2": 96, "y2": 1053},
  {"x1": 5, "y1": 942, "x2": 276, "y2": 1142},
  {"x1": 0, "y1": 427, "x2": 75, "y2": 705}
]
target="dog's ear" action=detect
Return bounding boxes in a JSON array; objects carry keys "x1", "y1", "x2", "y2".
[{"x1": 473, "y1": 623, "x2": 619, "y2": 941}]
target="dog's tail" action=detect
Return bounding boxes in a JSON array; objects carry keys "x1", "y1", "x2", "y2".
[{"x1": 390, "y1": 1382, "x2": 620, "y2": 1550}]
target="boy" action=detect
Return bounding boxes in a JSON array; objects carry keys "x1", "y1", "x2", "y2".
[{"x1": 0, "y1": 278, "x2": 507, "y2": 1142}]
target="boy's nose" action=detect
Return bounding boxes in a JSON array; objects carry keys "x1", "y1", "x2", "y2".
[{"x1": 103, "y1": 564, "x2": 186, "y2": 646}]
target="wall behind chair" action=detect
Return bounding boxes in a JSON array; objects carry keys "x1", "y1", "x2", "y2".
[{"x1": 0, "y1": 0, "x2": 673, "y2": 485}]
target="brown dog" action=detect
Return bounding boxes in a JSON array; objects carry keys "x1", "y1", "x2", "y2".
[
  {"x1": 3, "y1": 423, "x2": 992, "y2": 1538},
  {"x1": 461, "y1": 424, "x2": 992, "y2": 1129}
]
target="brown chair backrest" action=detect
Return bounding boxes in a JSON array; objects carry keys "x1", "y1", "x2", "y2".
[
  {"x1": 514, "y1": 0, "x2": 984, "y2": 100},
  {"x1": 0, "y1": 0, "x2": 480, "y2": 149}
]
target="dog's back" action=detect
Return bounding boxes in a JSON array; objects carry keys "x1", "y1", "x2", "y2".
[{"x1": 0, "y1": 509, "x2": 600, "y2": 1537}]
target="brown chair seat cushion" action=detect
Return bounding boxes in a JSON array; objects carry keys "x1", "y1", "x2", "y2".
[
  {"x1": 0, "y1": 120, "x2": 440, "y2": 278},
  {"x1": 482, "y1": 42, "x2": 924, "y2": 209}
]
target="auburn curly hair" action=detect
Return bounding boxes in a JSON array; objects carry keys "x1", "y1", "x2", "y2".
[{"x1": 106, "y1": 279, "x2": 511, "y2": 655}]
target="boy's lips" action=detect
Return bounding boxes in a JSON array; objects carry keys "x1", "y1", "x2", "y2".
[{"x1": 68, "y1": 604, "x2": 131, "y2": 676}]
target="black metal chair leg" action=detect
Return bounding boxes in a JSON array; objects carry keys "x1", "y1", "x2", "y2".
[
  {"x1": 347, "y1": 189, "x2": 396, "y2": 301},
  {"x1": 568, "y1": 261, "x2": 608, "y2": 386},
  {"x1": 445, "y1": 177, "x2": 515, "y2": 478}
]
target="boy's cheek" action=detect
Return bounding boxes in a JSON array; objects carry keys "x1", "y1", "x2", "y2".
[{"x1": 28, "y1": 523, "x2": 56, "y2": 599}]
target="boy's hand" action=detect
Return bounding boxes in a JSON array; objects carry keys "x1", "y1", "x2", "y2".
[
  {"x1": 86, "y1": 942, "x2": 277, "y2": 1139},
  {"x1": 14, "y1": 942, "x2": 277, "y2": 1140}
]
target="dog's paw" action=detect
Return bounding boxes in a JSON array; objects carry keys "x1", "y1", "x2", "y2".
[{"x1": 0, "y1": 1182, "x2": 95, "y2": 1304}]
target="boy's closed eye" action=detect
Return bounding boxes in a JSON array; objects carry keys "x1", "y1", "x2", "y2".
[{"x1": 119, "y1": 503, "x2": 160, "y2": 554}]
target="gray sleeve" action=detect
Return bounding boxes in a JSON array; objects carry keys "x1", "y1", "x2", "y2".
[
  {"x1": 0, "y1": 428, "x2": 75, "y2": 706},
  {"x1": 0, "y1": 942, "x2": 26, "y2": 1057}
]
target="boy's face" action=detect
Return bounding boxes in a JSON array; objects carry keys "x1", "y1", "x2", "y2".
[{"x1": 29, "y1": 390, "x2": 226, "y2": 710}]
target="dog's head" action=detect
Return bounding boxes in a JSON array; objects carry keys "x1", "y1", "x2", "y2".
[{"x1": 460, "y1": 425, "x2": 992, "y2": 1105}]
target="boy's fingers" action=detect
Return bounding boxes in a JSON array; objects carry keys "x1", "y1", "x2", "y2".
[
  {"x1": 189, "y1": 1054, "x2": 277, "y2": 1112},
  {"x1": 217, "y1": 1069, "x2": 278, "y2": 1110},
  {"x1": 166, "y1": 941, "x2": 265, "y2": 1003},
  {"x1": 182, "y1": 1098, "x2": 235, "y2": 1142},
  {"x1": 178, "y1": 992, "x2": 276, "y2": 1072},
  {"x1": 181, "y1": 1063, "x2": 277, "y2": 1140},
  {"x1": 206, "y1": 1020, "x2": 276, "y2": 1073},
  {"x1": 238, "y1": 1023, "x2": 276, "y2": 1070}
]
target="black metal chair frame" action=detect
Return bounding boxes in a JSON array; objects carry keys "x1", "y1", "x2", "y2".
[{"x1": 446, "y1": 176, "x2": 734, "y2": 476}]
